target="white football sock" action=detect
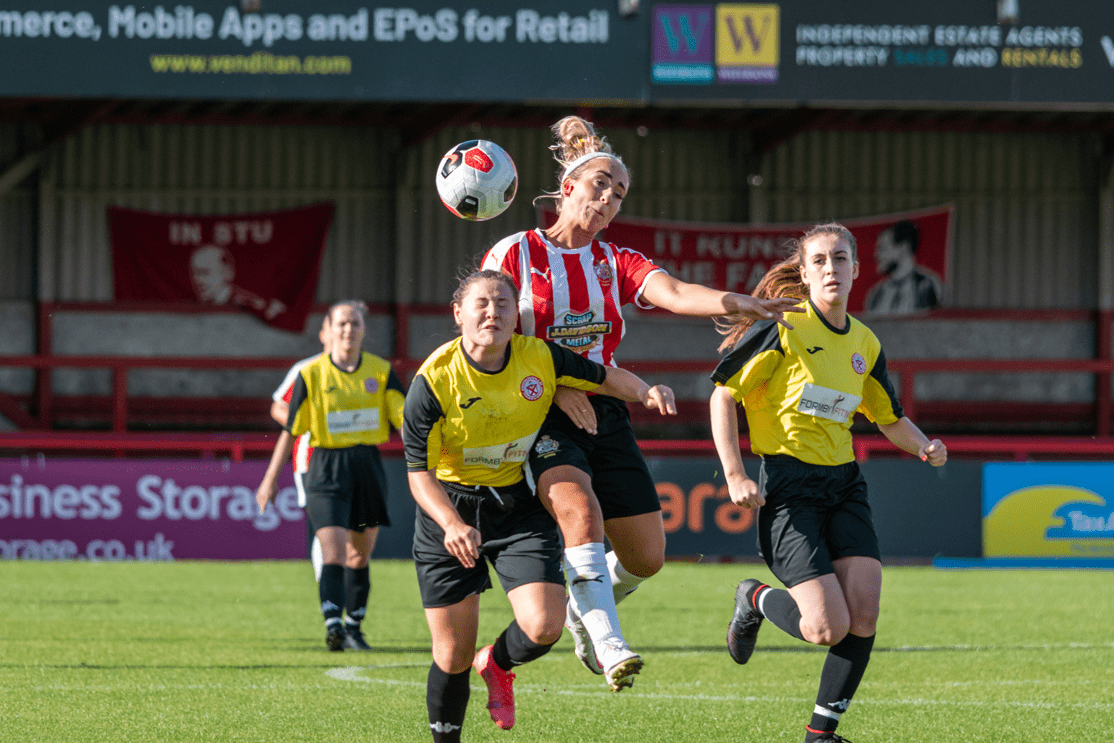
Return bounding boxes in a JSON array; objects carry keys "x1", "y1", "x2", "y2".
[
  {"x1": 564, "y1": 543, "x2": 624, "y2": 648},
  {"x1": 606, "y1": 551, "x2": 647, "y2": 606}
]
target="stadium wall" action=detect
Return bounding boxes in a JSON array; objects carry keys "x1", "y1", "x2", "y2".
[{"x1": 0, "y1": 121, "x2": 1106, "y2": 409}]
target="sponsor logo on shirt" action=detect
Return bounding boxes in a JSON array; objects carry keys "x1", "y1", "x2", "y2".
[
  {"x1": 521, "y1": 375, "x2": 544, "y2": 401},
  {"x1": 796, "y1": 383, "x2": 861, "y2": 423},
  {"x1": 326, "y1": 407, "x2": 381, "y2": 434},
  {"x1": 463, "y1": 432, "x2": 538, "y2": 470},
  {"x1": 546, "y1": 310, "x2": 612, "y2": 351}
]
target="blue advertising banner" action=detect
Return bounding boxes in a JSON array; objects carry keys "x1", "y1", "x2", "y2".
[{"x1": 981, "y1": 462, "x2": 1114, "y2": 567}]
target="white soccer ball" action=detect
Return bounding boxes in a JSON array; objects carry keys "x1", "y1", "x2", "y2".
[{"x1": 435, "y1": 139, "x2": 518, "y2": 221}]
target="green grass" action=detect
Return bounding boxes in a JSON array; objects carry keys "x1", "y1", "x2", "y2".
[{"x1": 1, "y1": 560, "x2": 1110, "y2": 742}]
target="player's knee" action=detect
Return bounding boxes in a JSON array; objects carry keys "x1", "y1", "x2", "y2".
[
  {"x1": 533, "y1": 621, "x2": 564, "y2": 647},
  {"x1": 518, "y1": 614, "x2": 564, "y2": 647},
  {"x1": 433, "y1": 643, "x2": 475, "y2": 674},
  {"x1": 801, "y1": 615, "x2": 850, "y2": 647},
  {"x1": 621, "y1": 551, "x2": 664, "y2": 579}
]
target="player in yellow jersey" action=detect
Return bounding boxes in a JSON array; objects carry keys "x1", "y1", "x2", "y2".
[
  {"x1": 403, "y1": 270, "x2": 675, "y2": 741},
  {"x1": 709, "y1": 224, "x2": 947, "y2": 743},
  {"x1": 257, "y1": 300, "x2": 406, "y2": 653}
]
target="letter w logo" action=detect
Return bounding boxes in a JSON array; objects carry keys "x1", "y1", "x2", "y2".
[
  {"x1": 659, "y1": 11, "x2": 709, "y2": 57},
  {"x1": 726, "y1": 14, "x2": 771, "y2": 54}
]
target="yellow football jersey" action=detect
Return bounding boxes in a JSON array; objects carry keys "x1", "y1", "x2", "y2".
[
  {"x1": 711, "y1": 300, "x2": 903, "y2": 466},
  {"x1": 403, "y1": 334, "x2": 605, "y2": 487},
  {"x1": 287, "y1": 352, "x2": 406, "y2": 449}
]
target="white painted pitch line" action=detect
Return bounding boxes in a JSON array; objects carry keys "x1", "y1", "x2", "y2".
[{"x1": 326, "y1": 667, "x2": 1114, "y2": 711}]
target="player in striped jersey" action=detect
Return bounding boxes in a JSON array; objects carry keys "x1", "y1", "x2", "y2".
[
  {"x1": 257, "y1": 300, "x2": 406, "y2": 653},
  {"x1": 404, "y1": 271, "x2": 675, "y2": 741},
  {"x1": 482, "y1": 115, "x2": 803, "y2": 684},
  {"x1": 710, "y1": 224, "x2": 946, "y2": 743}
]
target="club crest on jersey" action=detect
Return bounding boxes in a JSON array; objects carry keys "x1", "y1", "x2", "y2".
[
  {"x1": 534, "y1": 435, "x2": 560, "y2": 458},
  {"x1": 521, "y1": 375, "x2": 544, "y2": 401},
  {"x1": 364, "y1": 378, "x2": 379, "y2": 393},
  {"x1": 546, "y1": 310, "x2": 612, "y2": 351},
  {"x1": 851, "y1": 352, "x2": 867, "y2": 375},
  {"x1": 593, "y1": 259, "x2": 613, "y2": 285}
]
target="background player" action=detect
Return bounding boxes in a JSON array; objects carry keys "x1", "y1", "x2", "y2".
[
  {"x1": 270, "y1": 316, "x2": 329, "y2": 582},
  {"x1": 257, "y1": 300, "x2": 406, "y2": 652},
  {"x1": 710, "y1": 223, "x2": 946, "y2": 742}
]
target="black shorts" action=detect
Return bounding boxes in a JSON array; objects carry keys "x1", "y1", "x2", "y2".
[
  {"x1": 756, "y1": 455, "x2": 881, "y2": 588},
  {"x1": 413, "y1": 480, "x2": 565, "y2": 609},
  {"x1": 304, "y1": 444, "x2": 390, "y2": 532},
  {"x1": 527, "y1": 395, "x2": 660, "y2": 521}
]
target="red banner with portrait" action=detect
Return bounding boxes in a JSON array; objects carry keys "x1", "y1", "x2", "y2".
[
  {"x1": 541, "y1": 204, "x2": 952, "y2": 315},
  {"x1": 109, "y1": 203, "x2": 333, "y2": 331}
]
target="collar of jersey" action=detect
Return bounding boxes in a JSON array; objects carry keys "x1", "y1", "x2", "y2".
[
  {"x1": 535, "y1": 228, "x2": 596, "y2": 252},
  {"x1": 809, "y1": 299, "x2": 852, "y2": 335},
  {"x1": 328, "y1": 352, "x2": 364, "y2": 373},
  {"x1": 458, "y1": 338, "x2": 512, "y2": 375}
]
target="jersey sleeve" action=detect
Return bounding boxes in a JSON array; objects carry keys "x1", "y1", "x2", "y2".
[
  {"x1": 272, "y1": 363, "x2": 302, "y2": 403},
  {"x1": 857, "y1": 347, "x2": 904, "y2": 424},
  {"x1": 285, "y1": 372, "x2": 312, "y2": 436},
  {"x1": 482, "y1": 232, "x2": 526, "y2": 291},
  {"x1": 709, "y1": 320, "x2": 783, "y2": 402},
  {"x1": 402, "y1": 374, "x2": 444, "y2": 472},
  {"x1": 385, "y1": 367, "x2": 407, "y2": 431},
  {"x1": 546, "y1": 340, "x2": 606, "y2": 390},
  {"x1": 613, "y1": 244, "x2": 665, "y2": 309}
]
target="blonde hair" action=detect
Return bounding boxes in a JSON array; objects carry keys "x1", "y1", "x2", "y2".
[
  {"x1": 716, "y1": 223, "x2": 856, "y2": 353},
  {"x1": 534, "y1": 116, "x2": 627, "y2": 214}
]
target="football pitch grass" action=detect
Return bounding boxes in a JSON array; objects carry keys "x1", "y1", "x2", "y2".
[{"x1": 2, "y1": 560, "x2": 1109, "y2": 743}]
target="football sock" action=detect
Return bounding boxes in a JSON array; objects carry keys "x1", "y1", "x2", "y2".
[
  {"x1": 344, "y1": 566, "x2": 370, "y2": 627},
  {"x1": 318, "y1": 563, "x2": 345, "y2": 627},
  {"x1": 804, "y1": 632, "x2": 876, "y2": 742},
  {"x1": 750, "y1": 583, "x2": 807, "y2": 642},
  {"x1": 564, "y1": 543, "x2": 624, "y2": 646},
  {"x1": 606, "y1": 550, "x2": 646, "y2": 605},
  {"x1": 426, "y1": 662, "x2": 469, "y2": 743},
  {"x1": 492, "y1": 619, "x2": 556, "y2": 670}
]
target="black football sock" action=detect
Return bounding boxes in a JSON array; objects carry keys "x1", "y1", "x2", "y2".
[
  {"x1": 492, "y1": 619, "x2": 556, "y2": 670},
  {"x1": 804, "y1": 632, "x2": 876, "y2": 742},
  {"x1": 344, "y1": 566, "x2": 370, "y2": 627},
  {"x1": 318, "y1": 563, "x2": 345, "y2": 627},
  {"x1": 427, "y1": 663, "x2": 469, "y2": 743},
  {"x1": 750, "y1": 584, "x2": 807, "y2": 642}
]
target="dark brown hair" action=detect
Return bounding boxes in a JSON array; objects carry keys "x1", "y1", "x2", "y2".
[
  {"x1": 716, "y1": 223, "x2": 856, "y2": 353},
  {"x1": 451, "y1": 269, "x2": 520, "y2": 333}
]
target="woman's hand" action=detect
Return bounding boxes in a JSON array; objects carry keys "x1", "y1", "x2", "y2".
[
  {"x1": 641, "y1": 384, "x2": 677, "y2": 416},
  {"x1": 726, "y1": 472, "x2": 765, "y2": 509},
  {"x1": 555, "y1": 386, "x2": 597, "y2": 434},
  {"x1": 256, "y1": 480, "x2": 277, "y2": 515},
  {"x1": 443, "y1": 522, "x2": 482, "y2": 569},
  {"x1": 723, "y1": 294, "x2": 804, "y2": 329},
  {"x1": 920, "y1": 439, "x2": 947, "y2": 466}
]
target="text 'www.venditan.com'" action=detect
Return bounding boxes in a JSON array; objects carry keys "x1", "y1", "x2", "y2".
[{"x1": 149, "y1": 52, "x2": 352, "y2": 75}]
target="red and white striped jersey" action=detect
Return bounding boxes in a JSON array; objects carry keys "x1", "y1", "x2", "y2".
[
  {"x1": 482, "y1": 229, "x2": 664, "y2": 367},
  {"x1": 273, "y1": 353, "x2": 322, "y2": 475}
]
